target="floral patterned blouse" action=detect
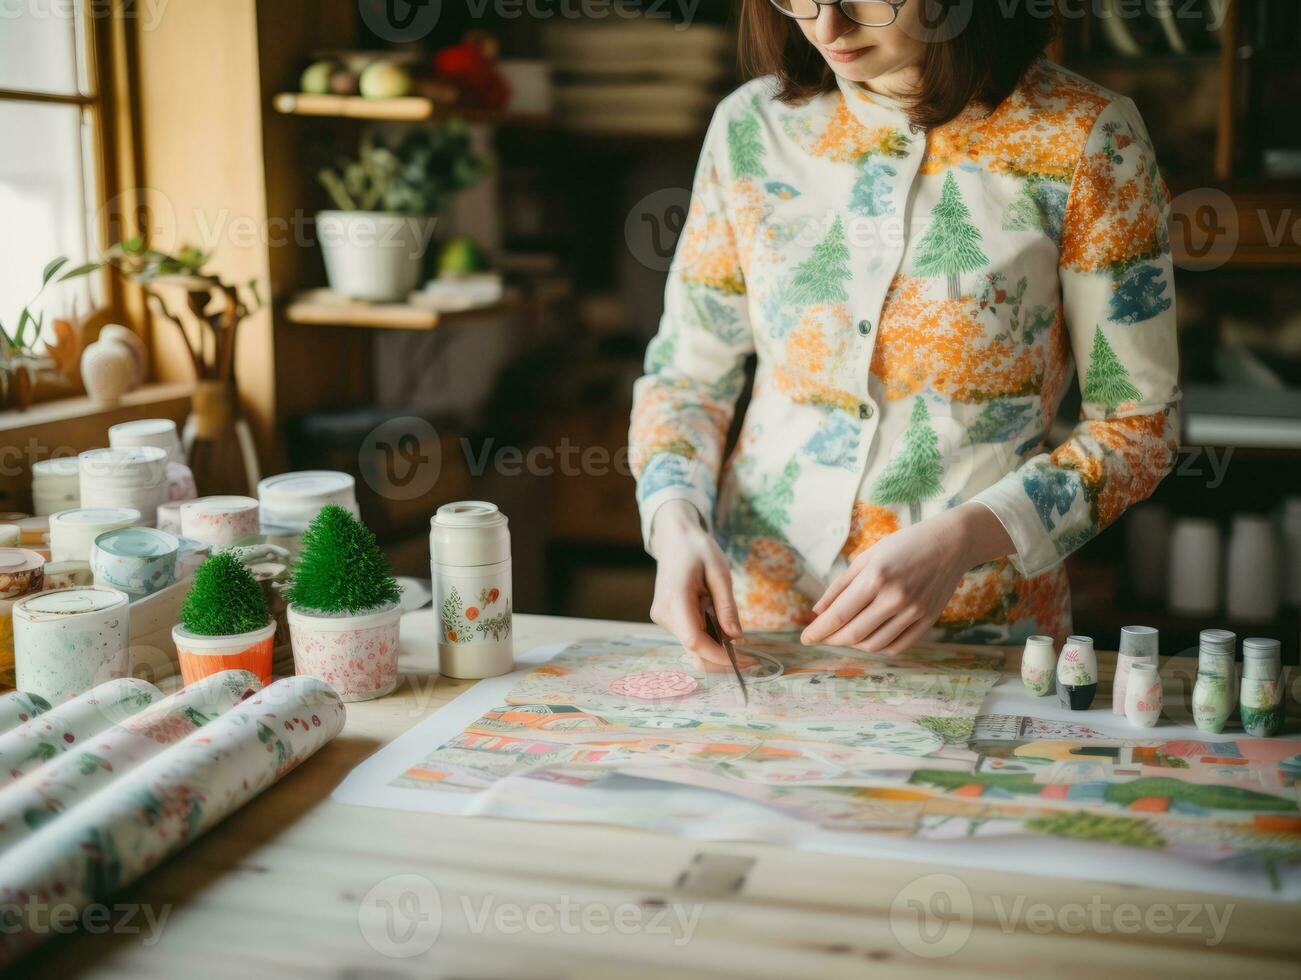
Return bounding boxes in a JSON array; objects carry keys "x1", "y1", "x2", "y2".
[{"x1": 629, "y1": 58, "x2": 1181, "y2": 645}]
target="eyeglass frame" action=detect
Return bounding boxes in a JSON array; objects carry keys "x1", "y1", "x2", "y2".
[{"x1": 766, "y1": 0, "x2": 908, "y2": 29}]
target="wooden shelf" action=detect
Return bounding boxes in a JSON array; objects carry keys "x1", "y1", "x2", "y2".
[
  {"x1": 283, "y1": 289, "x2": 526, "y2": 331},
  {"x1": 272, "y1": 92, "x2": 547, "y2": 126}
]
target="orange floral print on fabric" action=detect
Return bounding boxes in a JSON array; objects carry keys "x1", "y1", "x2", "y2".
[
  {"x1": 872, "y1": 276, "x2": 1039, "y2": 402},
  {"x1": 840, "y1": 502, "x2": 900, "y2": 560},
  {"x1": 938, "y1": 561, "x2": 1011, "y2": 628},
  {"x1": 1059, "y1": 146, "x2": 1165, "y2": 274},
  {"x1": 628, "y1": 386, "x2": 729, "y2": 475},
  {"x1": 808, "y1": 99, "x2": 909, "y2": 163},
  {"x1": 735, "y1": 537, "x2": 815, "y2": 630}
]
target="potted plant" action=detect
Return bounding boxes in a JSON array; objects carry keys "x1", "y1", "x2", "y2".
[
  {"x1": 315, "y1": 126, "x2": 488, "y2": 302},
  {"x1": 285, "y1": 505, "x2": 402, "y2": 702},
  {"x1": 2, "y1": 256, "x2": 101, "y2": 411},
  {"x1": 172, "y1": 551, "x2": 277, "y2": 686}
]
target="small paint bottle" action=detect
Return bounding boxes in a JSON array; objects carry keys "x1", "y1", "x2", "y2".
[
  {"x1": 1113, "y1": 625, "x2": 1159, "y2": 716},
  {"x1": 1240, "y1": 637, "x2": 1285, "y2": 737},
  {"x1": 1198, "y1": 628, "x2": 1238, "y2": 706},
  {"x1": 1193, "y1": 645, "x2": 1234, "y2": 735},
  {"x1": 1021, "y1": 635, "x2": 1056, "y2": 697},
  {"x1": 430, "y1": 501, "x2": 514, "y2": 679},
  {"x1": 1123, "y1": 661, "x2": 1163, "y2": 728},
  {"x1": 1056, "y1": 635, "x2": 1098, "y2": 710}
]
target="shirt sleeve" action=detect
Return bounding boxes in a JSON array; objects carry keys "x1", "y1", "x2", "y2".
[
  {"x1": 629, "y1": 104, "x2": 757, "y2": 554},
  {"x1": 971, "y1": 95, "x2": 1181, "y2": 577}
]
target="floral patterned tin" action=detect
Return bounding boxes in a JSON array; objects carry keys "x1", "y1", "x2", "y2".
[
  {"x1": 288, "y1": 601, "x2": 400, "y2": 702},
  {"x1": 180, "y1": 496, "x2": 260, "y2": 548},
  {"x1": 90, "y1": 527, "x2": 179, "y2": 598},
  {"x1": 0, "y1": 549, "x2": 44, "y2": 599},
  {"x1": 12, "y1": 587, "x2": 132, "y2": 704}
]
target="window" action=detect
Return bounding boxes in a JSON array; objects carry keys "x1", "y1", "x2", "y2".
[{"x1": 0, "y1": 1, "x2": 115, "y2": 351}]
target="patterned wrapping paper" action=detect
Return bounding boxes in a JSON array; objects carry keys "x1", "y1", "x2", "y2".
[
  {"x1": 0, "y1": 675, "x2": 344, "y2": 963},
  {"x1": 0, "y1": 671, "x2": 261, "y2": 851},
  {"x1": 0, "y1": 693, "x2": 51, "y2": 737},
  {"x1": 0, "y1": 679, "x2": 160, "y2": 786}
]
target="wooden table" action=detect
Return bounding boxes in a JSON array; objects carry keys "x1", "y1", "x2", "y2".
[{"x1": 21, "y1": 614, "x2": 1300, "y2": 978}]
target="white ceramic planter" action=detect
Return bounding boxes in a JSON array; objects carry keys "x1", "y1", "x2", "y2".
[
  {"x1": 13, "y1": 587, "x2": 131, "y2": 704},
  {"x1": 172, "y1": 620, "x2": 277, "y2": 687},
  {"x1": 1056, "y1": 635, "x2": 1098, "y2": 711},
  {"x1": 180, "y1": 496, "x2": 261, "y2": 549},
  {"x1": 317, "y1": 210, "x2": 436, "y2": 302},
  {"x1": 288, "y1": 601, "x2": 401, "y2": 702}
]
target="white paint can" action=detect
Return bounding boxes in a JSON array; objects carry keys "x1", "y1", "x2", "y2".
[
  {"x1": 13, "y1": 587, "x2": 131, "y2": 704},
  {"x1": 430, "y1": 501, "x2": 513, "y2": 679}
]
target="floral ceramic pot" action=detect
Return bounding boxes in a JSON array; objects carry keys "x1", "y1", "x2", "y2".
[
  {"x1": 172, "y1": 621, "x2": 277, "y2": 687},
  {"x1": 1020, "y1": 635, "x2": 1056, "y2": 697},
  {"x1": 288, "y1": 601, "x2": 400, "y2": 702}
]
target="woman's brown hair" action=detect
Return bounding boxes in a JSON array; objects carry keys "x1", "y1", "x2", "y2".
[{"x1": 739, "y1": 0, "x2": 1058, "y2": 128}]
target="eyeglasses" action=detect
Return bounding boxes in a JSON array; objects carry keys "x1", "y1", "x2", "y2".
[{"x1": 767, "y1": 0, "x2": 907, "y2": 28}]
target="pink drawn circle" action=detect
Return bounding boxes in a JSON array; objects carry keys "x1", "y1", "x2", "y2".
[{"x1": 609, "y1": 671, "x2": 699, "y2": 701}]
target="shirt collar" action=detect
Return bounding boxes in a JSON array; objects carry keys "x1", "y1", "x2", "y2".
[{"x1": 835, "y1": 74, "x2": 913, "y2": 130}]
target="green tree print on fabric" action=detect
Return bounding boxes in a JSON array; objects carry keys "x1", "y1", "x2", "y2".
[
  {"x1": 729, "y1": 459, "x2": 801, "y2": 540},
  {"x1": 1109, "y1": 262, "x2": 1172, "y2": 325},
  {"x1": 963, "y1": 399, "x2": 1035, "y2": 446},
  {"x1": 916, "y1": 171, "x2": 989, "y2": 300},
  {"x1": 1082, "y1": 326, "x2": 1142, "y2": 415},
  {"x1": 871, "y1": 397, "x2": 944, "y2": 523},
  {"x1": 728, "y1": 107, "x2": 767, "y2": 179},
  {"x1": 789, "y1": 216, "x2": 850, "y2": 306},
  {"x1": 643, "y1": 332, "x2": 675, "y2": 374}
]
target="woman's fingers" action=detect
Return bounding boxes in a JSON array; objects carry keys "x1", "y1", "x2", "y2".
[
  {"x1": 852, "y1": 603, "x2": 923, "y2": 654},
  {"x1": 875, "y1": 616, "x2": 934, "y2": 658},
  {"x1": 802, "y1": 571, "x2": 879, "y2": 645},
  {"x1": 811, "y1": 554, "x2": 864, "y2": 614},
  {"x1": 702, "y1": 553, "x2": 744, "y2": 638},
  {"x1": 822, "y1": 591, "x2": 906, "y2": 648}
]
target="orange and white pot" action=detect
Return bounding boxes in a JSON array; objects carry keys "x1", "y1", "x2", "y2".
[{"x1": 172, "y1": 620, "x2": 277, "y2": 687}]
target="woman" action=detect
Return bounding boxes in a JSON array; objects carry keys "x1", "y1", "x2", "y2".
[{"x1": 629, "y1": 0, "x2": 1180, "y2": 669}]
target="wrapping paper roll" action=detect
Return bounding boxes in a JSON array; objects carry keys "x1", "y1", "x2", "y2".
[
  {"x1": 0, "y1": 676, "x2": 344, "y2": 962},
  {"x1": 0, "y1": 670, "x2": 260, "y2": 851},
  {"x1": 0, "y1": 693, "x2": 51, "y2": 737},
  {"x1": 0, "y1": 679, "x2": 160, "y2": 786}
]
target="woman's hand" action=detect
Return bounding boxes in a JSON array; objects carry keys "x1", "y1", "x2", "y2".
[
  {"x1": 800, "y1": 503, "x2": 1013, "y2": 657},
  {"x1": 649, "y1": 499, "x2": 758, "y2": 673}
]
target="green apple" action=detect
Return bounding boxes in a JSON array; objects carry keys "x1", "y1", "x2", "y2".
[
  {"x1": 300, "y1": 60, "x2": 337, "y2": 95},
  {"x1": 439, "y1": 237, "x2": 487, "y2": 276},
  {"x1": 359, "y1": 61, "x2": 412, "y2": 100}
]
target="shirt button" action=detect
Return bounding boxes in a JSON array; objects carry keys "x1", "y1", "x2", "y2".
[
  {"x1": 857, "y1": 319, "x2": 872, "y2": 337},
  {"x1": 859, "y1": 403, "x2": 874, "y2": 420}
]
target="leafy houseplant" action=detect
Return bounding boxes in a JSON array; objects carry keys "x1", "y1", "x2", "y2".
[
  {"x1": 315, "y1": 126, "x2": 488, "y2": 302},
  {"x1": 172, "y1": 552, "x2": 277, "y2": 686},
  {"x1": 1, "y1": 256, "x2": 101, "y2": 411},
  {"x1": 285, "y1": 506, "x2": 403, "y2": 702}
]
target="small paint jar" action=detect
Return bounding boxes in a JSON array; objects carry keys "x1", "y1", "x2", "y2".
[
  {"x1": 0, "y1": 526, "x2": 17, "y2": 549},
  {"x1": 288, "y1": 603, "x2": 401, "y2": 702},
  {"x1": 1020, "y1": 635, "x2": 1056, "y2": 697},
  {"x1": 30, "y1": 457, "x2": 81, "y2": 516},
  {"x1": 78, "y1": 447, "x2": 169, "y2": 526},
  {"x1": 180, "y1": 496, "x2": 261, "y2": 549},
  {"x1": 108, "y1": 418, "x2": 184, "y2": 465},
  {"x1": 1113, "y1": 625, "x2": 1159, "y2": 715},
  {"x1": 13, "y1": 587, "x2": 131, "y2": 704},
  {"x1": 1240, "y1": 637, "x2": 1285, "y2": 737},
  {"x1": 0, "y1": 549, "x2": 45, "y2": 599},
  {"x1": 1192, "y1": 669, "x2": 1232, "y2": 734},
  {"x1": 41, "y1": 561, "x2": 93, "y2": 591},
  {"x1": 430, "y1": 501, "x2": 514, "y2": 679},
  {"x1": 258, "y1": 471, "x2": 358, "y2": 530},
  {"x1": 1123, "y1": 661, "x2": 1163, "y2": 728},
  {"x1": 1056, "y1": 635, "x2": 1097, "y2": 711},
  {"x1": 1198, "y1": 629, "x2": 1238, "y2": 707},
  {"x1": 172, "y1": 620, "x2": 277, "y2": 687},
  {"x1": 90, "y1": 527, "x2": 179, "y2": 598},
  {"x1": 49, "y1": 508, "x2": 141, "y2": 563}
]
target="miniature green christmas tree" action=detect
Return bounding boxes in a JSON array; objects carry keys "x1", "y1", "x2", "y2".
[
  {"x1": 180, "y1": 551, "x2": 270, "y2": 636},
  {"x1": 286, "y1": 504, "x2": 401, "y2": 614}
]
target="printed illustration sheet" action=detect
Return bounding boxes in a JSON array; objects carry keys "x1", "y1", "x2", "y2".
[{"x1": 334, "y1": 635, "x2": 1301, "y2": 899}]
